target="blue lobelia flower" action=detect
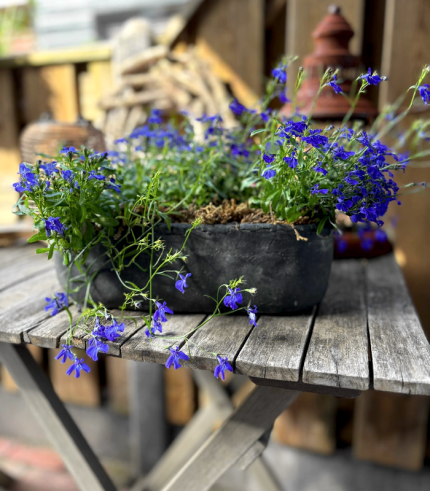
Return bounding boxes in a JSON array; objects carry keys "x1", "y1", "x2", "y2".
[
  {"x1": 224, "y1": 287, "x2": 243, "y2": 310},
  {"x1": 302, "y1": 129, "x2": 328, "y2": 148},
  {"x1": 272, "y1": 63, "x2": 287, "y2": 84},
  {"x1": 86, "y1": 338, "x2": 109, "y2": 361},
  {"x1": 104, "y1": 319, "x2": 125, "y2": 341},
  {"x1": 374, "y1": 229, "x2": 387, "y2": 243},
  {"x1": 61, "y1": 169, "x2": 74, "y2": 183},
  {"x1": 229, "y1": 99, "x2": 255, "y2": 116},
  {"x1": 311, "y1": 184, "x2": 329, "y2": 195},
  {"x1": 214, "y1": 355, "x2": 233, "y2": 380},
  {"x1": 114, "y1": 138, "x2": 128, "y2": 144},
  {"x1": 107, "y1": 178, "x2": 121, "y2": 193},
  {"x1": 55, "y1": 344, "x2": 74, "y2": 364},
  {"x1": 359, "y1": 68, "x2": 385, "y2": 86},
  {"x1": 60, "y1": 146, "x2": 76, "y2": 154},
  {"x1": 148, "y1": 109, "x2": 163, "y2": 124},
  {"x1": 263, "y1": 153, "x2": 275, "y2": 164},
  {"x1": 326, "y1": 74, "x2": 343, "y2": 94},
  {"x1": 66, "y1": 357, "x2": 91, "y2": 378},
  {"x1": 154, "y1": 301, "x2": 174, "y2": 323},
  {"x1": 44, "y1": 216, "x2": 66, "y2": 237},
  {"x1": 91, "y1": 317, "x2": 106, "y2": 338},
  {"x1": 175, "y1": 273, "x2": 191, "y2": 294},
  {"x1": 88, "y1": 170, "x2": 105, "y2": 181},
  {"x1": 283, "y1": 152, "x2": 298, "y2": 169},
  {"x1": 418, "y1": 84, "x2": 430, "y2": 105},
  {"x1": 40, "y1": 162, "x2": 59, "y2": 176},
  {"x1": 13, "y1": 163, "x2": 39, "y2": 193},
  {"x1": 278, "y1": 91, "x2": 291, "y2": 104},
  {"x1": 333, "y1": 146, "x2": 355, "y2": 160},
  {"x1": 145, "y1": 319, "x2": 163, "y2": 338},
  {"x1": 313, "y1": 164, "x2": 328, "y2": 176},
  {"x1": 262, "y1": 165, "x2": 276, "y2": 180},
  {"x1": 247, "y1": 305, "x2": 258, "y2": 327},
  {"x1": 45, "y1": 292, "x2": 68, "y2": 316},
  {"x1": 231, "y1": 143, "x2": 250, "y2": 158},
  {"x1": 165, "y1": 346, "x2": 189, "y2": 370}
]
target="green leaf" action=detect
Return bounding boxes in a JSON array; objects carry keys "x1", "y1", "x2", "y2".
[
  {"x1": 79, "y1": 188, "x2": 86, "y2": 206},
  {"x1": 96, "y1": 215, "x2": 120, "y2": 227},
  {"x1": 47, "y1": 242, "x2": 55, "y2": 260},
  {"x1": 286, "y1": 208, "x2": 302, "y2": 223},
  {"x1": 28, "y1": 231, "x2": 47, "y2": 243},
  {"x1": 18, "y1": 203, "x2": 32, "y2": 215},
  {"x1": 35, "y1": 247, "x2": 49, "y2": 254},
  {"x1": 250, "y1": 128, "x2": 267, "y2": 137},
  {"x1": 317, "y1": 216, "x2": 328, "y2": 235}
]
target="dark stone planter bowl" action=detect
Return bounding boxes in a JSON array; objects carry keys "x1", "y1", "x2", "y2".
[{"x1": 55, "y1": 223, "x2": 334, "y2": 314}]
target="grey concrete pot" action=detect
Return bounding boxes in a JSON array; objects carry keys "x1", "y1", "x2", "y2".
[{"x1": 55, "y1": 223, "x2": 333, "y2": 314}]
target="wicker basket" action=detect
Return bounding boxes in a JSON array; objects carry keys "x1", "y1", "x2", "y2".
[{"x1": 20, "y1": 115, "x2": 106, "y2": 163}]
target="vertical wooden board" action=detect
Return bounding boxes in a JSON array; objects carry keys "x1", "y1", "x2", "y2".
[
  {"x1": 378, "y1": 0, "x2": 430, "y2": 348},
  {"x1": 39, "y1": 64, "x2": 79, "y2": 123},
  {"x1": 105, "y1": 356, "x2": 129, "y2": 414},
  {"x1": 379, "y1": 0, "x2": 430, "y2": 108},
  {"x1": 0, "y1": 68, "x2": 21, "y2": 225},
  {"x1": 21, "y1": 67, "x2": 51, "y2": 123},
  {"x1": 273, "y1": 393, "x2": 337, "y2": 454},
  {"x1": 193, "y1": 0, "x2": 265, "y2": 105},
  {"x1": 353, "y1": 391, "x2": 430, "y2": 470},
  {"x1": 79, "y1": 60, "x2": 113, "y2": 124},
  {"x1": 286, "y1": 0, "x2": 365, "y2": 93},
  {"x1": 1, "y1": 345, "x2": 44, "y2": 392},
  {"x1": 48, "y1": 348, "x2": 101, "y2": 407},
  {"x1": 165, "y1": 366, "x2": 197, "y2": 426}
]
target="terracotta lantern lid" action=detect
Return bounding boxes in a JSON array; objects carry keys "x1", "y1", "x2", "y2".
[{"x1": 281, "y1": 5, "x2": 378, "y2": 121}]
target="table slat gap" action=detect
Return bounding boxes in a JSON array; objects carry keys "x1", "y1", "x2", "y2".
[{"x1": 235, "y1": 309, "x2": 315, "y2": 382}]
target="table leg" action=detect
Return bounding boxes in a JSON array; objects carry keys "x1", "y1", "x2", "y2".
[
  {"x1": 129, "y1": 361, "x2": 167, "y2": 476},
  {"x1": 0, "y1": 342, "x2": 116, "y2": 491},
  {"x1": 161, "y1": 384, "x2": 300, "y2": 491}
]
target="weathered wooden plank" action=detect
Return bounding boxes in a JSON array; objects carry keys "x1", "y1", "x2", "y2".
[
  {"x1": 235, "y1": 311, "x2": 314, "y2": 381},
  {"x1": 0, "y1": 250, "x2": 50, "y2": 293},
  {"x1": 0, "y1": 269, "x2": 57, "y2": 314},
  {"x1": 367, "y1": 255, "x2": 430, "y2": 395},
  {"x1": 183, "y1": 315, "x2": 254, "y2": 372},
  {"x1": 121, "y1": 314, "x2": 205, "y2": 363},
  {"x1": 302, "y1": 260, "x2": 369, "y2": 391},
  {"x1": 28, "y1": 305, "x2": 79, "y2": 348},
  {"x1": 0, "y1": 243, "x2": 37, "y2": 268},
  {"x1": 0, "y1": 292, "x2": 56, "y2": 343}
]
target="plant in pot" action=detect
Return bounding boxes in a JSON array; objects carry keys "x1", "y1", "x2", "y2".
[{"x1": 13, "y1": 60, "x2": 430, "y2": 378}]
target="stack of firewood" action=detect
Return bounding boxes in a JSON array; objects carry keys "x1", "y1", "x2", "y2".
[{"x1": 99, "y1": 44, "x2": 236, "y2": 143}]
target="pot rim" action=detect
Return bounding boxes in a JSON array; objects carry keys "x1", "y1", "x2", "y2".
[{"x1": 155, "y1": 221, "x2": 333, "y2": 235}]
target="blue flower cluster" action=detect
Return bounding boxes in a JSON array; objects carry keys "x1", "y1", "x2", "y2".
[
  {"x1": 13, "y1": 164, "x2": 40, "y2": 193},
  {"x1": 331, "y1": 133, "x2": 400, "y2": 226},
  {"x1": 45, "y1": 293, "x2": 68, "y2": 316},
  {"x1": 55, "y1": 314, "x2": 126, "y2": 378}
]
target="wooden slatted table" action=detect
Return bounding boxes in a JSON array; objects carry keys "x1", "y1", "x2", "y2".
[{"x1": 0, "y1": 244, "x2": 429, "y2": 491}]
